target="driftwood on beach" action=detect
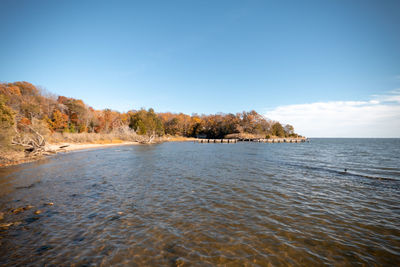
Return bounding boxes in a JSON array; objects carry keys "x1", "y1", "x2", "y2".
[
  {"x1": 12, "y1": 126, "x2": 48, "y2": 155},
  {"x1": 138, "y1": 134, "x2": 155, "y2": 144},
  {"x1": 11, "y1": 126, "x2": 65, "y2": 156}
]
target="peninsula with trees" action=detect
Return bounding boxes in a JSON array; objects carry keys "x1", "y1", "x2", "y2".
[{"x1": 0, "y1": 81, "x2": 303, "y2": 166}]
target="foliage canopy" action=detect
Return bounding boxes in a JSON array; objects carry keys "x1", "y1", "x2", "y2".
[{"x1": 0, "y1": 81, "x2": 300, "y2": 140}]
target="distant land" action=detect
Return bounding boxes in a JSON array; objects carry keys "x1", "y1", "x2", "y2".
[{"x1": 0, "y1": 81, "x2": 301, "y2": 166}]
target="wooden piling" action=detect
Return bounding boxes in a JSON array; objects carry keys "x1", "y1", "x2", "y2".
[{"x1": 196, "y1": 138, "x2": 305, "y2": 144}]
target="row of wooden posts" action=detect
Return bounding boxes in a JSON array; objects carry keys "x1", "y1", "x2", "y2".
[
  {"x1": 196, "y1": 138, "x2": 307, "y2": 143},
  {"x1": 196, "y1": 139, "x2": 238, "y2": 143}
]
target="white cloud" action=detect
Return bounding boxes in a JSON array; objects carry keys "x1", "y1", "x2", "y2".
[
  {"x1": 372, "y1": 89, "x2": 400, "y2": 104},
  {"x1": 264, "y1": 91, "x2": 400, "y2": 137}
]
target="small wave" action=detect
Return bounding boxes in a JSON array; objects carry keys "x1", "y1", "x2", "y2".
[
  {"x1": 15, "y1": 181, "x2": 42, "y2": 189},
  {"x1": 286, "y1": 162, "x2": 398, "y2": 182},
  {"x1": 340, "y1": 171, "x2": 397, "y2": 181}
]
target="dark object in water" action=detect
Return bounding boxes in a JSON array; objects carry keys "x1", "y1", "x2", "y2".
[
  {"x1": 109, "y1": 215, "x2": 120, "y2": 221},
  {"x1": 36, "y1": 245, "x2": 52, "y2": 254},
  {"x1": 25, "y1": 217, "x2": 40, "y2": 224},
  {"x1": 87, "y1": 213, "x2": 97, "y2": 219},
  {"x1": 16, "y1": 184, "x2": 35, "y2": 189}
]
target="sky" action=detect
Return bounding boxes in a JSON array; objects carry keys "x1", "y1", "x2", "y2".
[{"x1": 0, "y1": 0, "x2": 399, "y2": 137}]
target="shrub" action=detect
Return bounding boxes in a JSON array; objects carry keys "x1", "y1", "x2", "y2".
[{"x1": 0, "y1": 95, "x2": 16, "y2": 150}]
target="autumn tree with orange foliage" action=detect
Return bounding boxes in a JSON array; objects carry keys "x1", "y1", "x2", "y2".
[{"x1": 50, "y1": 110, "x2": 69, "y2": 132}]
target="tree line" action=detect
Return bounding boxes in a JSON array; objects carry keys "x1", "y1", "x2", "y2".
[{"x1": 0, "y1": 81, "x2": 299, "y2": 145}]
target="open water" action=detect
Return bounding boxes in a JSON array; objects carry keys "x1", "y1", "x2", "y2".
[{"x1": 0, "y1": 139, "x2": 399, "y2": 266}]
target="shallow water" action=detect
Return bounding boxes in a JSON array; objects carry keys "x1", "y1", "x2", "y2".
[{"x1": 0, "y1": 139, "x2": 399, "y2": 266}]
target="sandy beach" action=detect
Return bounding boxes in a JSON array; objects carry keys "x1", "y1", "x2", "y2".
[{"x1": 46, "y1": 141, "x2": 139, "y2": 153}]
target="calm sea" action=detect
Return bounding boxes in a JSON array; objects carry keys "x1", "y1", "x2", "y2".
[{"x1": 0, "y1": 139, "x2": 399, "y2": 266}]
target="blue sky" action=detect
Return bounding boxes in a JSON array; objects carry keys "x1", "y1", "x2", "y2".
[{"x1": 1, "y1": 0, "x2": 399, "y2": 137}]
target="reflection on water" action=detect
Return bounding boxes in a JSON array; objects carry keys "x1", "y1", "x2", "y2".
[{"x1": 0, "y1": 139, "x2": 400, "y2": 266}]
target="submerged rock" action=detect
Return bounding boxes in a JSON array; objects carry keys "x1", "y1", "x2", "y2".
[
  {"x1": 45, "y1": 202, "x2": 54, "y2": 206},
  {"x1": 0, "y1": 222, "x2": 13, "y2": 228},
  {"x1": 34, "y1": 210, "x2": 42, "y2": 215},
  {"x1": 12, "y1": 207, "x2": 25, "y2": 214},
  {"x1": 11, "y1": 205, "x2": 35, "y2": 214}
]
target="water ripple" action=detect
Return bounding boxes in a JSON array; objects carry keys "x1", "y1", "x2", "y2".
[{"x1": 0, "y1": 139, "x2": 399, "y2": 266}]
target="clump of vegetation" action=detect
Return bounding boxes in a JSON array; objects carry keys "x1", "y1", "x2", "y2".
[
  {"x1": 162, "y1": 110, "x2": 300, "y2": 139},
  {"x1": 130, "y1": 108, "x2": 163, "y2": 136},
  {"x1": 0, "y1": 95, "x2": 16, "y2": 150}
]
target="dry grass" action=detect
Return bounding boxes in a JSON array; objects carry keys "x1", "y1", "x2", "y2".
[
  {"x1": 162, "y1": 135, "x2": 197, "y2": 142},
  {"x1": 47, "y1": 130, "x2": 198, "y2": 145},
  {"x1": 47, "y1": 126, "x2": 141, "y2": 144}
]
